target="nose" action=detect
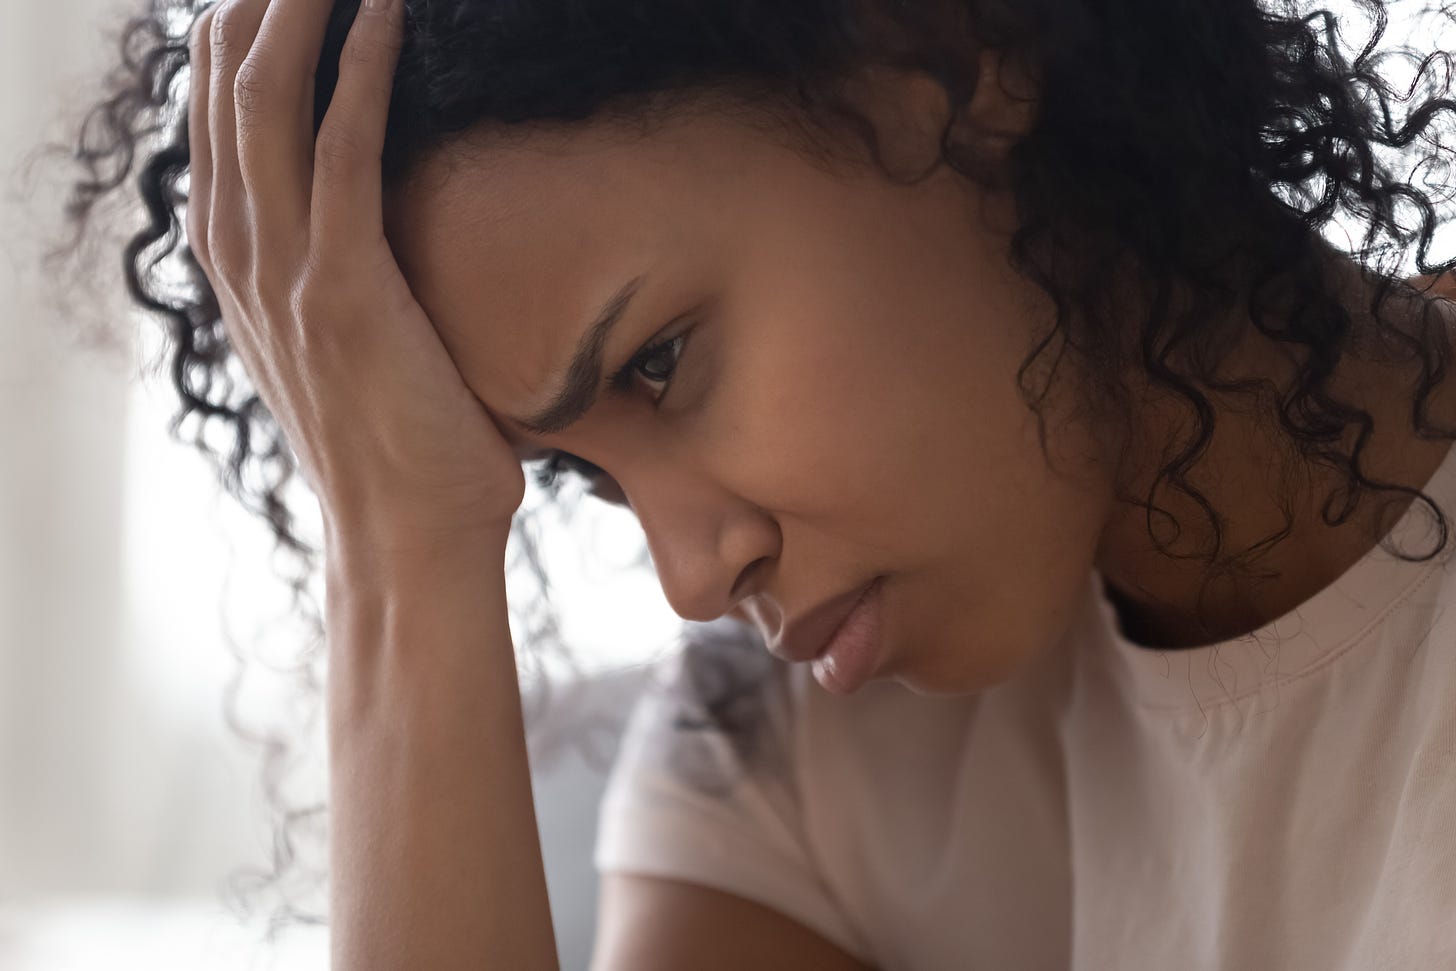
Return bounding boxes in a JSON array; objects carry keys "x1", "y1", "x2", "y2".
[{"x1": 623, "y1": 470, "x2": 779, "y2": 624}]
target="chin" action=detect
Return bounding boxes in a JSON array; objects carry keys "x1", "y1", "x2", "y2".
[{"x1": 883, "y1": 632, "x2": 1051, "y2": 697}]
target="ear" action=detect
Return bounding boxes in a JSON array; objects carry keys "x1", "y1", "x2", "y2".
[
  {"x1": 841, "y1": 47, "x2": 1041, "y2": 181},
  {"x1": 839, "y1": 62, "x2": 957, "y2": 179},
  {"x1": 962, "y1": 46, "x2": 1042, "y2": 160}
]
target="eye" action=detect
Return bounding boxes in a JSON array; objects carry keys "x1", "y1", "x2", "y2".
[
  {"x1": 612, "y1": 329, "x2": 690, "y2": 402},
  {"x1": 529, "y1": 321, "x2": 695, "y2": 498}
]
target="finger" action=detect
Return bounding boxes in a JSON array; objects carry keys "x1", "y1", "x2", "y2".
[
  {"x1": 250, "y1": 0, "x2": 346, "y2": 137},
  {"x1": 310, "y1": 0, "x2": 405, "y2": 246},
  {"x1": 232, "y1": 0, "x2": 339, "y2": 230},
  {"x1": 186, "y1": 7, "x2": 216, "y2": 274},
  {"x1": 207, "y1": 0, "x2": 272, "y2": 263}
]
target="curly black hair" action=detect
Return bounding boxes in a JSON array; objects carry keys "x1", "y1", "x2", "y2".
[{"x1": 41, "y1": 0, "x2": 1456, "y2": 945}]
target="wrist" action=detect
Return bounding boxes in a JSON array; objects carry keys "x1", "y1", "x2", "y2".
[
  {"x1": 323, "y1": 516, "x2": 512, "y2": 612},
  {"x1": 323, "y1": 509, "x2": 513, "y2": 565},
  {"x1": 321, "y1": 519, "x2": 517, "y2": 718}
]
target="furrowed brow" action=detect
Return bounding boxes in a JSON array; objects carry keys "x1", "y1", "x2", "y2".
[{"x1": 511, "y1": 274, "x2": 647, "y2": 437}]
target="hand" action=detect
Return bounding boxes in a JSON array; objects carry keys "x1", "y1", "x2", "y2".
[{"x1": 187, "y1": 0, "x2": 525, "y2": 555}]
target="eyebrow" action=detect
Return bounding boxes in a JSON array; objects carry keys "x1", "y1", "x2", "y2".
[{"x1": 511, "y1": 274, "x2": 647, "y2": 437}]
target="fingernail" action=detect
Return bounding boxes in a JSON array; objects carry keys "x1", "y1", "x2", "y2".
[{"x1": 365, "y1": 0, "x2": 393, "y2": 11}]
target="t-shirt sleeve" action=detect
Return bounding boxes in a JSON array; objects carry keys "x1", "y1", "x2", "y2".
[{"x1": 591, "y1": 623, "x2": 872, "y2": 961}]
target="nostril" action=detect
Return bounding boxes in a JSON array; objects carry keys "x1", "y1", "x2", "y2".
[{"x1": 729, "y1": 556, "x2": 772, "y2": 603}]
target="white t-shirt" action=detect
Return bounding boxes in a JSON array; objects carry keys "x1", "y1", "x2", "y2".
[{"x1": 593, "y1": 442, "x2": 1456, "y2": 970}]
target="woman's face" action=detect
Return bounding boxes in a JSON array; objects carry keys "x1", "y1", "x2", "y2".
[{"x1": 383, "y1": 68, "x2": 1121, "y2": 697}]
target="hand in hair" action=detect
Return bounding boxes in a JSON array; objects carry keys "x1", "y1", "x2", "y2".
[{"x1": 188, "y1": 0, "x2": 526, "y2": 559}]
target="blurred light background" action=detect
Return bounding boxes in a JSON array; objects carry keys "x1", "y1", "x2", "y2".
[{"x1": 1, "y1": 0, "x2": 1450, "y2": 969}]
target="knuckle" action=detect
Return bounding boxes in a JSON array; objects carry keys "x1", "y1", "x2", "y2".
[
  {"x1": 314, "y1": 125, "x2": 365, "y2": 178},
  {"x1": 286, "y1": 279, "x2": 313, "y2": 323},
  {"x1": 208, "y1": 0, "x2": 247, "y2": 55},
  {"x1": 339, "y1": 30, "x2": 393, "y2": 72},
  {"x1": 297, "y1": 246, "x2": 335, "y2": 292},
  {"x1": 231, "y1": 59, "x2": 275, "y2": 121},
  {"x1": 288, "y1": 282, "x2": 330, "y2": 338},
  {"x1": 205, "y1": 221, "x2": 247, "y2": 283},
  {"x1": 294, "y1": 251, "x2": 352, "y2": 313}
]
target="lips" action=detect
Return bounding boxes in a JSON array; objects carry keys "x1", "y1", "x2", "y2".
[{"x1": 771, "y1": 577, "x2": 880, "y2": 663}]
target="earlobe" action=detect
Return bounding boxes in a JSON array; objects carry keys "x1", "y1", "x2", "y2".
[
  {"x1": 963, "y1": 47, "x2": 1042, "y2": 157},
  {"x1": 841, "y1": 63, "x2": 959, "y2": 181},
  {"x1": 841, "y1": 48, "x2": 1040, "y2": 182}
]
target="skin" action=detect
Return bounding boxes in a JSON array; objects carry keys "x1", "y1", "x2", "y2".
[{"x1": 383, "y1": 52, "x2": 1456, "y2": 697}]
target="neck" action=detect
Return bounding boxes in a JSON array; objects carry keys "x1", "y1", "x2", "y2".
[{"x1": 1093, "y1": 263, "x2": 1456, "y2": 649}]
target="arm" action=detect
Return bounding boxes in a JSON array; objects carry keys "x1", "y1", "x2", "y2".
[
  {"x1": 325, "y1": 528, "x2": 559, "y2": 970},
  {"x1": 182, "y1": 0, "x2": 555, "y2": 955},
  {"x1": 592, "y1": 874, "x2": 879, "y2": 971}
]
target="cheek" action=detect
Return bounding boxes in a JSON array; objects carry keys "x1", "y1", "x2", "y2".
[
  {"x1": 703, "y1": 324, "x2": 921, "y2": 511},
  {"x1": 699, "y1": 268, "x2": 1111, "y2": 552},
  {"x1": 883, "y1": 446, "x2": 1113, "y2": 694},
  {"x1": 704, "y1": 295, "x2": 1042, "y2": 521}
]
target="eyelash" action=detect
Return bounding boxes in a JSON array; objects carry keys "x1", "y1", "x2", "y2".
[{"x1": 530, "y1": 328, "x2": 690, "y2": 492}]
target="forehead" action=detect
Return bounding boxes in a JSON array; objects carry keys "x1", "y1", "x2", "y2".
[{"x1": 381, "y1": 110, "x2": 768, "y2": 436}]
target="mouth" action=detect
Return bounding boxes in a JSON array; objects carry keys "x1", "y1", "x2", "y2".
[
  {"x1": 810, "y1": 575, "x2": 887, "y2": 695},
  {"x1": 771, "y1": 575, "x2": 884, "y2": 664}
]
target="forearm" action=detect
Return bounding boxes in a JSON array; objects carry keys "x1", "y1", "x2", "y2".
[{"x1": 324, "y1": 528, "x2": 559, "y2": 970}]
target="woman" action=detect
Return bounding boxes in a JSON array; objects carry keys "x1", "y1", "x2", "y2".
[{"x1": 57, "y1": 0, "x2": 1456, "y2": 966}]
